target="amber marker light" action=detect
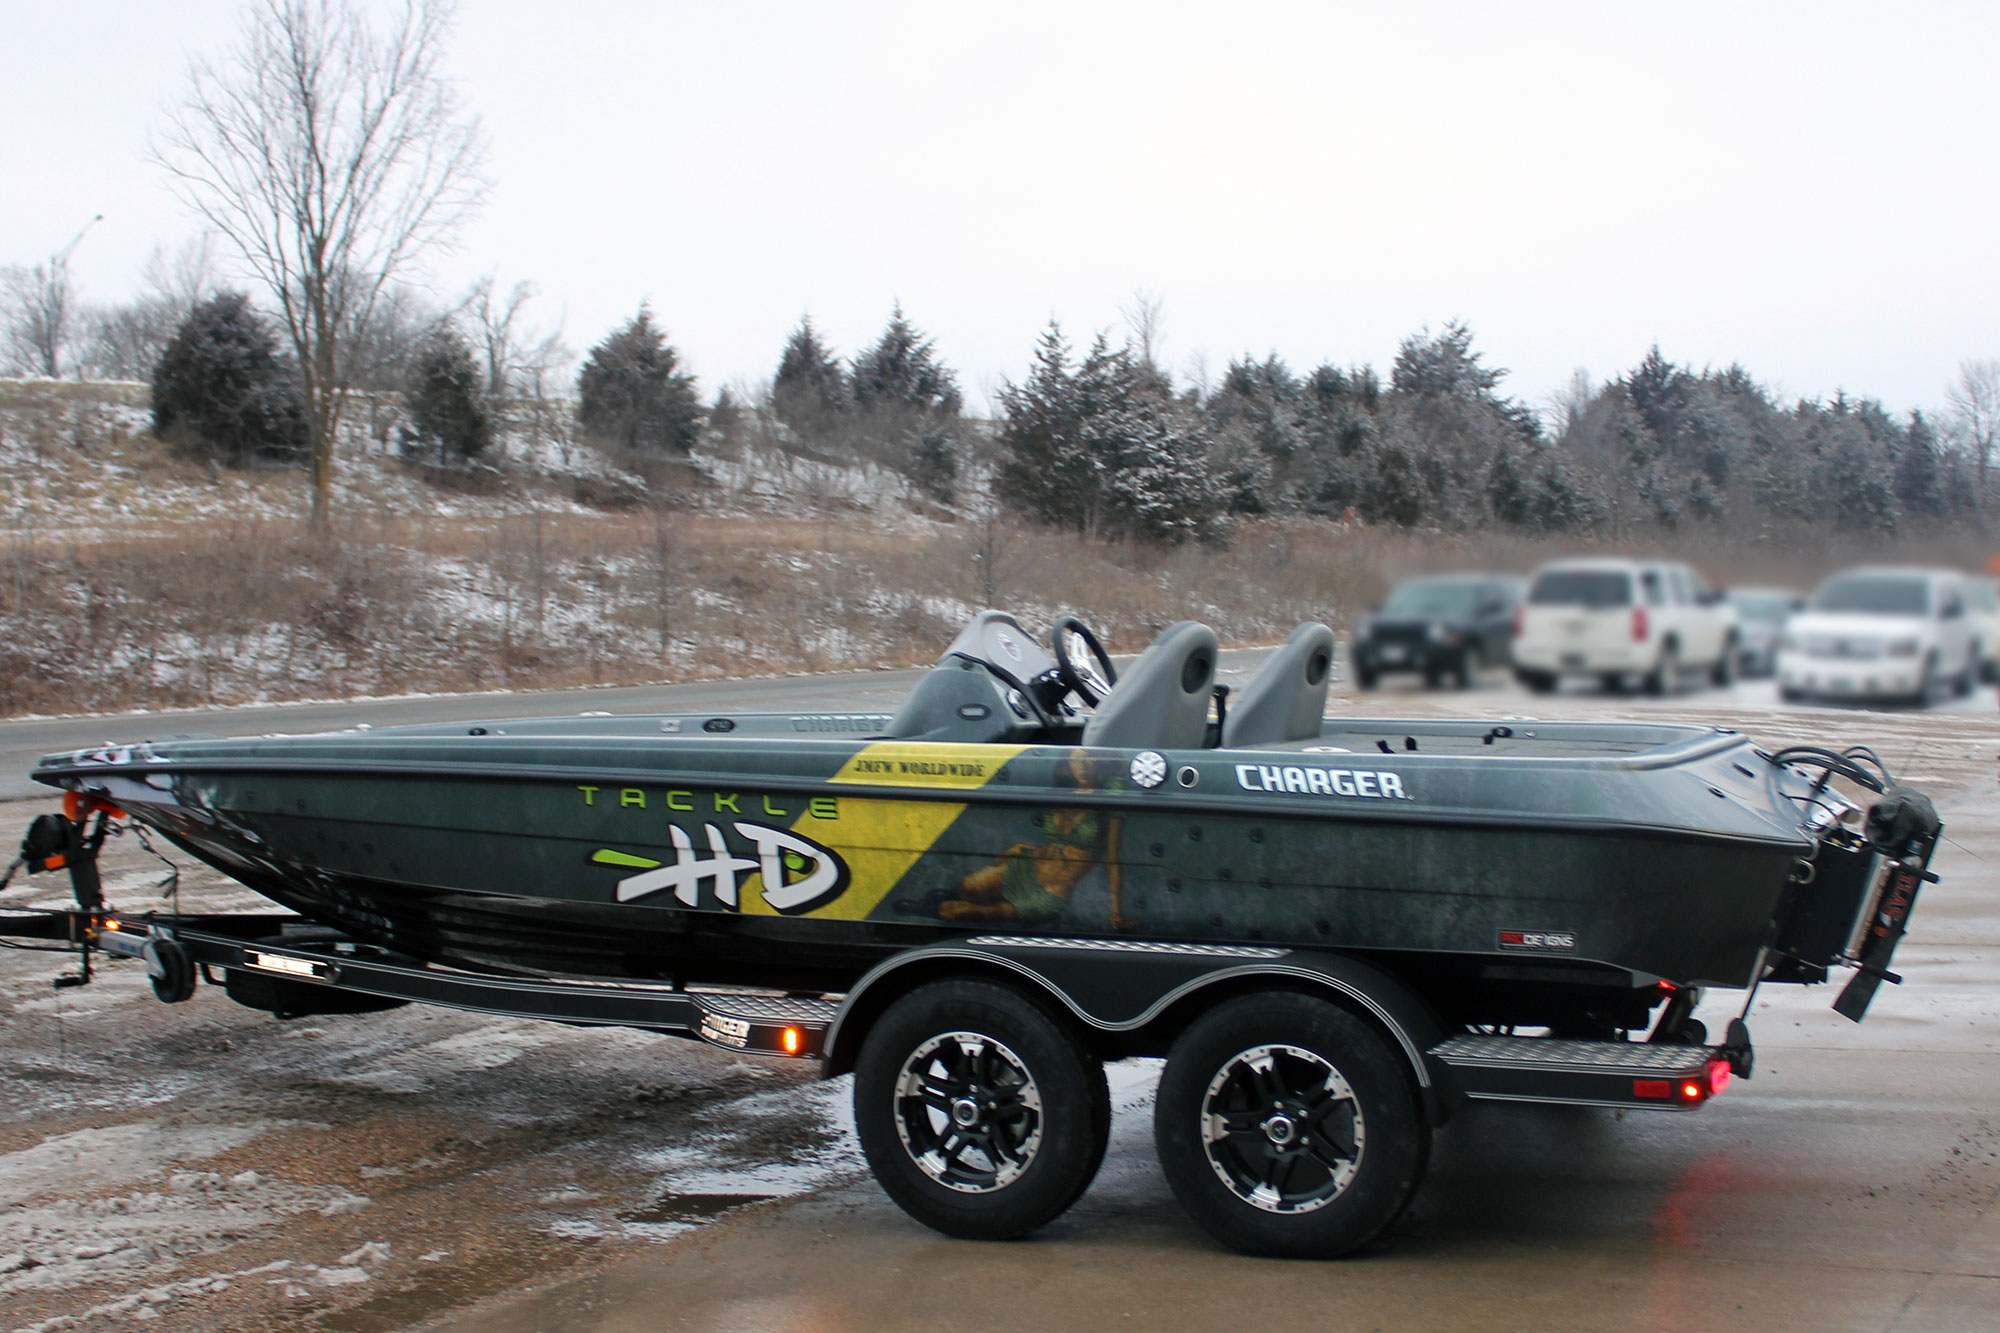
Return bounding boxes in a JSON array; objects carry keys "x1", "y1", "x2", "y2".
[{"x1": 781, "y1": 1027, "x2": 804, "y2": 1055}]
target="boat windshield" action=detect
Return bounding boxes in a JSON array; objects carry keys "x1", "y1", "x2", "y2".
[
  {"x1": 1380, "y1": 580, "x2": 1484, "y2": 617},
  {"x1": 1814, "y1": 575, "x2": 1929, "y2": 616},
  {"x1": 1528, "y1": 569, "x2": 1631, "y2": 609}
]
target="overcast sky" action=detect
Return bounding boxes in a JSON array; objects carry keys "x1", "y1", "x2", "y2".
[{"x1": 7, "y1": 0, "x2": 1997, "y2": 416}]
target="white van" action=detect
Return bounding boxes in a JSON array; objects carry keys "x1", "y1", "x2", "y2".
[{"x1": 1513, "y1": 558, "x2": 1739, "y2": 695}]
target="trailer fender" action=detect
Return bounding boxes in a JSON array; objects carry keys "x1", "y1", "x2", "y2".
[{"x1": 823, "y1": 937, "x2": 1459, "y2": 1125}]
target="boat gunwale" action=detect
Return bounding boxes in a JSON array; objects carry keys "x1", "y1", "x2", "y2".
[{"x1": 34, "y1": 750, "x2": 1818, "y2": 853}]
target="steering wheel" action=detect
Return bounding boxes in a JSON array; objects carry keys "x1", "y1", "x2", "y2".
[{"x1": 1052, "y1": 616, "x2": 1117, "y2": 707}]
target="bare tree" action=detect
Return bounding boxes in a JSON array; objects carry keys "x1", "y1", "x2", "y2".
[
  {"x1": 153, "y1": 0, "x2": 487, "y2": 527},
  {"x1": 1, "y1": 215, "x2": 100, "y2": 377},
  {"x1": 1946, "y1": 359, "x2": 2000, "y2": 510},
  {"x1": 1120, "y1": 288, "x2": 1166, "y2": 373},
  {"x1": 1545, "y1": 367, "x2": 1594, "y2": 438},
  {"x1": 79, "y1": 237, "x2": 220, "y2": 380},
  {"x1": 463, "y1": 271, "x2": 570, "y2": 443}
]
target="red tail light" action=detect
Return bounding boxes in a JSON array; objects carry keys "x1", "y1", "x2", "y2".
[
  {"x1": 1511, "y1": 606, "x2": 1524, "y2": 638},
  {"x1": 1631, "y1": 607, "x2": 1648, "y2": 642}
]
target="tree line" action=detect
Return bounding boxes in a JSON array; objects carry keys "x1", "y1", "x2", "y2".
[
  {"x1": 5, "y1": 0, "x2": 1999, "y2": 548},
  {"x1": 103, "y1": 279, "x2": 2000, "y2": 551}
]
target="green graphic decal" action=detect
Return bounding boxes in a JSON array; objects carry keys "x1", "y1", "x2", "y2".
[{"x1": 589, "y1": 822, "x2": 851, "y2": 916}]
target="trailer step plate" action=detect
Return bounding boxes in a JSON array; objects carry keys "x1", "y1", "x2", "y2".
[
  {"x1": 1431, "y1": 1034, "x2": 1731, "y2": 1110},
  {"x1": 692, "y1": 993, "x2": 838, "y2": 1056}
]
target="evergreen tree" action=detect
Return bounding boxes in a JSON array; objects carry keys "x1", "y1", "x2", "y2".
[
  {"x1": 996, "y1": 323, "x2": 1088, "y2": 530},
  {"x1": 851, "y1": 304, "x2": 961, "y2": 415},
  {"x1": 401, "y1": 326, "x2": 490, "y2": 465},
  {"x1": 1390, "y1": 321, "x2": 1504, "y2": 401},
  {"x1": 771, "y1": 316, "x2": 847, "y2": 430},
  {"x1": 997, "y1": 324, "x2": 1222, "y2": 543},
  {"x1": 1895, "y1": 410, "x2": 1944, "y2": 518},
  {"x1": 1205, "y1": 355, "x2": 1305, "y2": 512},
  {"x1": 851, "y1": 305, "x2": 964, "y2": 502},
  {"x1": 151, "y1": 292, "x2": 308, "y2": 467},
  {"x1": 576, "y1": 308, "x2": 701, "y2": 456}
]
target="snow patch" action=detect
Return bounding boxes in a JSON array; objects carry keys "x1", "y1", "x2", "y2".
[{"x1": 0, "y1": 1122, "x2": 273, "y2": 1204}]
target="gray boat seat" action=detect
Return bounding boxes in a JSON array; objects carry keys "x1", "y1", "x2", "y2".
[
  {"x1": 1221, "y1": 621, "x2": 1335, "y2": 748},
  {"x1": 1081, "y1": 620, "x2": 1218, "y2": 751}
]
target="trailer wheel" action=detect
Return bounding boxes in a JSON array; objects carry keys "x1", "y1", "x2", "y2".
[
  {"x1": 1645, "y1": 642, "x2": 1678, "y2": 696},
  {"x1": 1154, "y1": 992, "x2": 1427, "y2": 1258},
  {"x1": 1710, "y1": 636, "x2": 1737, "y2": 688},
  {"x1": 853, "y1": 980, "x2": 1109, "y2": 1240}
]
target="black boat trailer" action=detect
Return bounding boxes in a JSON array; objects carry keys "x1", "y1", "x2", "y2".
[
  {"x1": 2, "y1": 788, "x2": 1939, "y2": 1258},
  {"x1": 3, "y1": 898, "x2": 1740, "y2": 1110}
]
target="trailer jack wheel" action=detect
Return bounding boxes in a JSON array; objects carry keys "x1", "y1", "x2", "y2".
[
  {"x1": 1155, "y1": 992, "x2": 1428, "y2": 1258},
  {"x1": 853, "y1": 980, "x2": 1109, "y2": 1240},
  {"x1": 143, "y1": 937, "x2": 197, "y2": 1004}
]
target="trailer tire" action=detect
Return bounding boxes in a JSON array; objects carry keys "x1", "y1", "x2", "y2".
[
  {"x1": 1154, "y1": 992, "x2": 1427, "y2": 1258},
  {"x1": 1710, "y1": 636, "x2": 1737, "y2": 688},
  {"x1": 1516, "y1": 669, "x2": 1558, "y2": 695},
  {"x1": 1645, "y1": 642, "x2": 1679, "y2": 697},
  {"x1": 853, "y1": 980, "x2": 1109, "y2": 1241}
]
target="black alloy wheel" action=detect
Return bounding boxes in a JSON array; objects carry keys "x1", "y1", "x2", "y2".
[
  {"x1": 1154, "y1": 992, "x2": 1427, "y2": 1258},
  {"x1": 853, "y1": 980, "x2": 1109, "y2": 1240}
]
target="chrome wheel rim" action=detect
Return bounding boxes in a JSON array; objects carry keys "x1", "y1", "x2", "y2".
[
  {"x1": 1200, "y1": 1043, "x2": 1363, "y2": 1214},
  {"x1": 893, "y1": 1031, "x2": 1044, "y2": 1193}
]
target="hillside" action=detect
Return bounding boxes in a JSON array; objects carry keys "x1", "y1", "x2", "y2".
[
  {"x1": 0, "y1": 380, "x2": 1363, "y2": 717},
  {"x1": 4, "y1": 379, "x2": 1964, "y2": 720}
]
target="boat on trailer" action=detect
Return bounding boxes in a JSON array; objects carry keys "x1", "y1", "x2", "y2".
[{"x1": 4, "y1": 611, "x2": 1939, "y2": 1257}]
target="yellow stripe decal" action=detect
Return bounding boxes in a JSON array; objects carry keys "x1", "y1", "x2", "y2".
[{"x1": 740, "y1": 744, "x2": 1027, "y2": 918}]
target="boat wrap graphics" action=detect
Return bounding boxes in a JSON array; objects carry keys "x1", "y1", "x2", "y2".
[{"x1": 33, "y1": 719, "x2": 1821, "y2": 992}]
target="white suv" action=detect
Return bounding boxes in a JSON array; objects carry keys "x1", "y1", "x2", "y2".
[
  {"x1": 1513, "y1": 558, "x2": 1739, "y2": 695},
  {"x1": 1777, "y1": 567, "x2": 1977, "y2": 706}
]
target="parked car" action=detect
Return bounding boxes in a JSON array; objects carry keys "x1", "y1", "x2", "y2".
[
  {"x1": 1512, "y1": 558, "x2": 1739, "y2": 695},
  {"x1": 1965, "y1": 576, "x2": 2000, "y2": 683},
  {"x1": 1348, "y1": 574, "x2": 1525, "y2": 689},
  {"x1": 1777, "y1": 567, "x2": 1978, "y2": 706},
  {"x1": 1724, "y1": 586, "x2": 1806, "y2": 677}
]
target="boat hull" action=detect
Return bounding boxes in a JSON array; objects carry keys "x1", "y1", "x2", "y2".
[{"x1": 40, "y1": 720, "x2": 1817, "y2": 1000}]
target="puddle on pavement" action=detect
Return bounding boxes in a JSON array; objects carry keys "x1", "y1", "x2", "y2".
[{"x1": 623, "y1": 1191, "x2": 777, "y2": 1225}]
